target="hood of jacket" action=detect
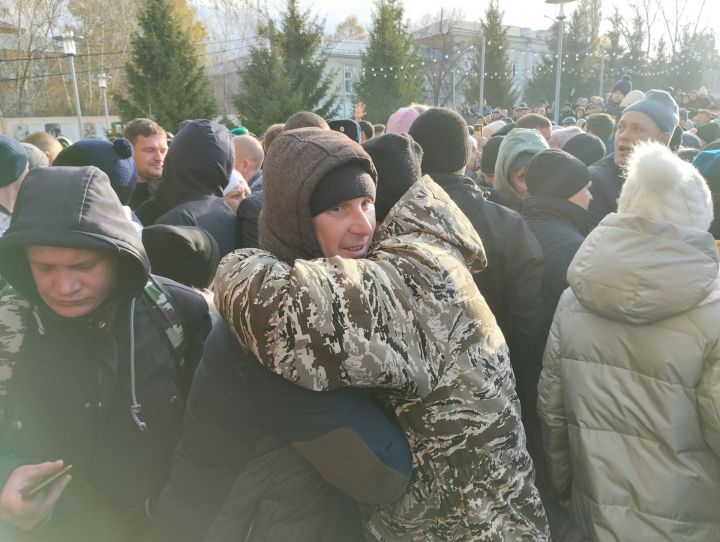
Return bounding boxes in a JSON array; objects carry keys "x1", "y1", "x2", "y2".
[
  {"x1": 0, "y1": 166, "x2": 149, "y2": 304},
  {"x1": 156, "y1": 119, "x2": 235, "y2": 215},
  {"x1": 567, "y1": 213, "x2": 718, "y2": 324},
  {"x1": 493, "y1": 128, "x2": 548, "y2": 207},
  {"x1": 259, "y1": 128, "x2": 377, "y2": 264},
  {"x1": 374, "y1": 175, "x2": 487, "y2": 274}
]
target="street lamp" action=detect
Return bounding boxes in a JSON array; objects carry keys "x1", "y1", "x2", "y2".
[
  {"x1": 54, "y1": 31, "x2": 84, "y2": 140},
  {"x1": 597, "y1": 35, "x2": 611, "y2": 98},
  {"x1": 478, "y1": 32, "x2": 486, "y2": 114},
  {"x1": 546, "y1": 0, "x2": 577, "y2": 124},
  {"x1": 97, "y1": 72, "x2": 111, "y2": 134}
]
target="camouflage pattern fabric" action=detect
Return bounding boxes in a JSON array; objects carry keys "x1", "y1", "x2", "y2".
[{"x1": 215, "y1": 176, "x2": 549, "y2": 541}]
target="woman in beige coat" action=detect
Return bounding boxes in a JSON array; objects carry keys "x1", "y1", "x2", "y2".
[{"x1": 538, "y1": 142, "x2": 720, "y2": 541}]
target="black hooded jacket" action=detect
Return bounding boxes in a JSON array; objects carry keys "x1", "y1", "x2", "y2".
[
  {"x1": 588, "y1": 153, "x2": 625, "y2": 224},
  {"x1": 138, "y1": 120, "x2": 237, "y2": 256},
  {"x1": 0, "y1": 166, "x2": 210, "y2": 542}
]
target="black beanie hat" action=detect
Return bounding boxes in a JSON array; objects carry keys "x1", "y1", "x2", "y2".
[
  {"x1": 480, "y1": 136, "x2": 505, "y2": 174},
  {"x1": 362, "y1": 133, "x2": 422, "y2": 221},
  {"x1": 562, "y1": 133, "x2": 606, "y2": 166},
  {"x1": 613, "y1": 75, "x2": 632, "y2": 96},
  {"x1": 525, "y1": 149, "x2": 590, "y2": 200},
  {"x1": 309, "y1": 162, "x2": 376, "y2": 217},
  {"x1": 697, "y1": 123, "x2": 720, "y2": 145},
  {"x1": 142, "y1": 224, "x2": 220, "y2": 289},
  {"x1": 409, "y1": 107, "x2": 470, "y2": 174}
]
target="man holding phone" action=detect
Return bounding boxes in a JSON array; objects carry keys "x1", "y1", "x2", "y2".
[{"x1": 0, "y1": 166, "x2": 210, "y2": 541}]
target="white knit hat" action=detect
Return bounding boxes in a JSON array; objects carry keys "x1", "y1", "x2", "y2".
[
  {"x1": 618, "y1": 141, "x2": 713, "y2": 231},
  {"x1": 620, "y1": 89, "x2": 645, "y2": 108}
]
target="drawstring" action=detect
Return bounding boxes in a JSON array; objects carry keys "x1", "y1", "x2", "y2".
[
  {"x1": 129, "y1": 297, "x2": 148, "y2": 432},
  {"x1": 32, "y1": 307, "x2": 45, "y2": 335}
]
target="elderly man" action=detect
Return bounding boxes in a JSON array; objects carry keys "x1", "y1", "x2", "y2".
[
  {"x1": 589, "y1": 89, "x2": 678, "y2": 223},
  {"x1": 0, "y1": 166, "x2": 210, "y2": 541}
]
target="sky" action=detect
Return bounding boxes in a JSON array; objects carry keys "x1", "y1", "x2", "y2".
[{"x1": 290, "y1": 0, "x2": 720, "y2": 38}]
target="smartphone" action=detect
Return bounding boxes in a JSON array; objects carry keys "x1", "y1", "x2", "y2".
[{"x1": 23, "y1": 464, "x2": 73, "y2": 498}]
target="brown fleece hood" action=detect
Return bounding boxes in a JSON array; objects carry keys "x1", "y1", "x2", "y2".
[{"x1": 259, "y1": 127, "x2": 377, "y2": 264}]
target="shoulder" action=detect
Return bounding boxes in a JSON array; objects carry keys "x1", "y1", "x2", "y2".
[
  {"x1": 149, "y1": 275, "x2": 209, "y2": 325},
  {"x1": 237, "y1": 191, "x2": 263, "y2": 218},
  {"x1": 0, "y1": 288, "x2": 33, "y2": 354}
]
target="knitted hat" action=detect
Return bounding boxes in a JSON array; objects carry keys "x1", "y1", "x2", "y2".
[
  {"x1": 612, "y1": 75, "x2": 632, "y2": 96},
  {"x1": 482, "y1": 120, "x2": 507, "y2": 138},
  {"x1": 408, "y1": 107, "x2": 470, "y2": 174},
  {"x1": 309, "y1": 163, "x2": 376, "y2": 217},
  {"x1": 53, "y1": 138, "x2": 137, "y2": 204},
  {"x1": 618, "y1": 141, "x2": 713, "y2": 231},
  {"x1": 693, "y1": 149, "x2": 720, "y2": 189},
  {"x1": 681, "y1": 131, "x2": 702, "y2": 149},
  {"x1": 697, "y1": 123, "x2": 720, "y2": 145},
  {"x1": 231, "y1": 126, "x2": 248, "y2": 136},
  {"x1": 525, "y1": 149, "x2": 590, "y2": 199},
  {"x1": 0, "y1": 135, "x2": 28, "y2": 188},
  {"x1": 550, "y1": 126, "x2": 585, "y2": 149},
  {"x1": 142, "y1": 224, "x2": 220, "y2": 289},
  {"x1": 623, "y1": 89, "x2": 679, "y2": 134},
  {"x1": 362, "y1": 133, "x2": 422, "y2": 221},
  {"x1": 562, "y1": 133, "x2": 606, "y2": 166},
  {"x1": 21, "y1": 142, "x2": 49, "y2": 169},
  {"x1": 386, "y1": 107, "x2": 420, "y2": 134},
  {"x1": 480, "y1": 136, "x2": 504, "y2": 175},
  {"x1": 620, "y1": 89, "x2": 645, "y2": 108}
]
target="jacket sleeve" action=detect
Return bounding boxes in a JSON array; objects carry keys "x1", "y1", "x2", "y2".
[
  {"x1": 536, "y1": 296, "x2": 572, "y2": 502},
  {"x1": 215, "y1": 249, "x2": 426, "y2": 395},
  {"x1": 698, "y1": 342, "x2": 720, "y2": 458},
  {"x1": 235, "y1": 192, "x2": 261, "y2": 249}
]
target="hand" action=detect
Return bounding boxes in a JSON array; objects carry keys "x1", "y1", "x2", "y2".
[
  {"x1": 0, "y1": 461, "x2": 72, "y2": 531},
  {"x1": 354, "y1": 102, "x2": 366, "y2": 122},
  {"x1": 224, "y1": 177, "x2": 251, "y2": 213}
]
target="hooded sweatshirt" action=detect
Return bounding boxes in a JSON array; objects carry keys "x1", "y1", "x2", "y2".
[
  {"x1": 0, "y1": 166, "x2": 210, "y2": 541},
  {"x1": 216, "y1": 130, "x2": 549, "y2": 539},
  {"x1": 142, "y1": 120, "x2": 237, "y2": 256},
  {"x1": 493, "y1": 128, "x2": 549, "y2": 211},
  {"x1": 538, "y1": 213, "x2": 720, "y2": 541}
]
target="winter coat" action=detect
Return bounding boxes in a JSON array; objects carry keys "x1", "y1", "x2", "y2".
[
  {"x1": 430, "y1": 172, "x2": 545, "y2": 416},
  {"x1": 588, "y1": 153, "x2": 625, "y2": 224},
  {"x1": 521, "y1": 196, "x2": 593, "y2": 337},
  {"x1": 152, "y1": 320, "x2": 410, "y2": 542},
  {"x1": 140, "y1": 120, "x2": 237, "y2": 255},
  {"x1": 0, "y1": 166, "x2": 211, "y2": 542},
  {"x1": 216, "y1": 175, "x2": 549, "y2": 541},
  {"x1": 537, "y1": 213, "x2": 720, "y2": 541},
  {"x1": 235, "y1": 189, "x2": 262, "y2": 249}
]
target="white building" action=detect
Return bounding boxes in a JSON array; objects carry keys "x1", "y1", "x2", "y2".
[{"x1": 322, "y1": 39, "x2": 366, "y2": 119}]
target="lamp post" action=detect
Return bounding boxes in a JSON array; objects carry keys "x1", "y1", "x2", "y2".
[
  {"x1": 597, "y1": 35, "x2": 611, "y2": 98},
  {"x1": 546, "y1": 0, "x2": 577, "y2": 124},
  {"x1": 478, "y1": 32, "x2": 486, "y2": 114},
  {"x1": 54, "y1": 31, "x2": 84, "y2": 140},
  {"x1": 97, "y1": 72, "x2": 110, "y2": 134}
]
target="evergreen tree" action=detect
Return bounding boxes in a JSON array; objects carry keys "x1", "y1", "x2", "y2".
[
  {"x1": 234, "y1": 0, "x2": 338, "y2": 134},
  {"x1": 464, "y1": 0, "x2": 515, "y2": 109},
  {"x1": 115, "y1": 0, "x2": 216, "y2": 131},
  {"x1": 621, "y1": 15, "x2": 648, "y2": 89},
  {"x1": 600, "y1": 8, "x2": 626, "y2": 97},
  {"x1": 354, "y1": 0, "x2": 424, "y2": 124}
]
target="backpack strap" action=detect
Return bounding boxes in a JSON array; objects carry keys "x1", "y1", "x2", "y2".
[{"x1": 142, "y1": 276, "x2": 187, "y2": 380}]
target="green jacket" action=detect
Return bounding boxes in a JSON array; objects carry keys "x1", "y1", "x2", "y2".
[
  {"x1": 216, "y1": 176, "x2": 549, "y2": 541},
  {"x1": 538, "y1": 213, "x2": 720, "y2": 541}
]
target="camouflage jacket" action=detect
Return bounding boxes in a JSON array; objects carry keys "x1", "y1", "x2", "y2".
[{"x1": 215, "y1": 176, "x2": 549, "y2": 541}]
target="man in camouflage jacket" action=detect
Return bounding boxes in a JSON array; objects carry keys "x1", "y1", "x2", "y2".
[{"x1": 215, "y1": 129, "x2": 549, "y2": 541}]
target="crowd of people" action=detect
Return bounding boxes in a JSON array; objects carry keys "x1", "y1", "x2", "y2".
[{"x1": 0, "y1": 74, "x2": 719, "y2": 542}]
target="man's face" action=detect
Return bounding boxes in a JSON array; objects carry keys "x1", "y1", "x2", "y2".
[
  {"x1": 27, "y1": 246, "x2": 117, "y2": 318},
  {"x1": 133, "y1": 134, "x2": 168, "y2": 181},
  {"x1": 312, "y1": 196, "x2": 376, "y2": 259},
  {"x1": 539, "y1": 126, "x2": 552, "y2": 143},
  {"x1": 614, "y1": 111, "x2": 667, "y2": 166}
]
